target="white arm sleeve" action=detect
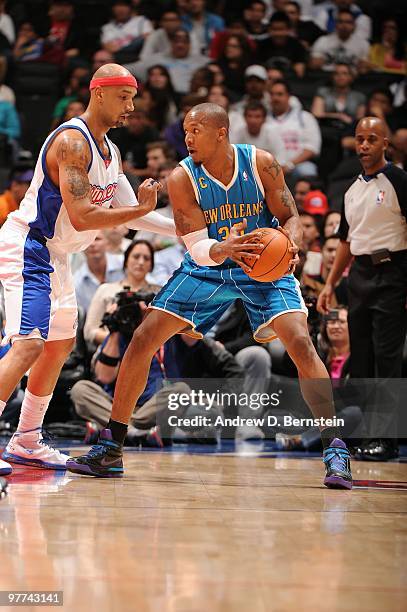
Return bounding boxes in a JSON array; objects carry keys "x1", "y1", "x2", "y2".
[
  {"x1": 111, "y1": 173, "x2": 177, "y2": 236},
  {"x1": 182, "y1": 228, "x2": 219, "y2": 266}
]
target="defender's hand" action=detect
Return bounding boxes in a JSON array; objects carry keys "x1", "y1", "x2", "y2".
[{"x1": 136, "y1": 179, "x2": 161, "y2": 215}]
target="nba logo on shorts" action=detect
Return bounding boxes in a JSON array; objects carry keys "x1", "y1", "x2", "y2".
[
  {"x1": 243, "y1": 170, "x2": 248, "y2": 181},
  {"x1": 376, "y1": 190, "x2": 385, "y2": 205}
]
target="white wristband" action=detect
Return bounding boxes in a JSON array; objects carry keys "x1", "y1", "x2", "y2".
[{"x1": 182, "y1": 228, "x2": 219, "y2": 266}]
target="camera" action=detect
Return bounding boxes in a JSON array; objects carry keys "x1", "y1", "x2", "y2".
[
  {"x1": 101, "y1": 287, "x2": 156, "y2": 340},
  {"x1": 324, "y1": 308, "x2": 339, "y2": 322}
]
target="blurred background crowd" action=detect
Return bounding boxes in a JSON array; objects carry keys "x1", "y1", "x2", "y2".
[{"x1": 0, "y1": 0, "x2": 405, "y2": 451}]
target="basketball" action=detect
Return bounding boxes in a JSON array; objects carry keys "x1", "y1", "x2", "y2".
[{"x1": 243, "y1": 227, "x2": 292, "y2": 282}]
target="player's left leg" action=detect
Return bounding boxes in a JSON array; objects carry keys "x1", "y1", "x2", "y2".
[
  {"x1": 3, "y1": 337, "x2": 75, "y2": 470},
  {"x1": 272, "y1": 312, "x2": 352, "y2": 489}
]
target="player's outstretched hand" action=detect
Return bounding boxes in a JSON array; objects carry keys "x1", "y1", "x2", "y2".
[
  {"x1": 317, "y1": 284, "x2": 334, "y2": 314},
  {"x1": 277, "y1": 226, "x2": 299, "y2": 273},
  {"x1": 220, "y1": 219, "x2": 264, "y2": 273},
  {"x1": 137, "y1": 178, "x2": 162, "y2": 215}
]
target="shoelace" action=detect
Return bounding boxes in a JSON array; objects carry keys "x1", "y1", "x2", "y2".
[
  {"x1": 324, "y1": 448, "x2": 349, "y2": 472},
  {"x1": 87, "y1": 443, "x2": 106, "y2": 458}
]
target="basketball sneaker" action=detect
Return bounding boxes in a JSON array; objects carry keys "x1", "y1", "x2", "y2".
[
  {"x1": 2, "y1": 428, "x2": 69, "y2": 469},
  {"x1": 0, "y1": 458, "x2": 12, "y2": 476},
  {"x1": 323, "y1": 438, "x2": 352, "y2": 489},
  {"x1": 66, "y1": 429, "x2": 123, "y2": 478}
]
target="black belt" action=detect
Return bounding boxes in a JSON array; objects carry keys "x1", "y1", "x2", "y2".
[{"x1": 355, "y1": 250, "x2": 407, "y2": 266}]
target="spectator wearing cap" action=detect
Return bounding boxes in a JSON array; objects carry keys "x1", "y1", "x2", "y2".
[
  {"x1": 231, "y1": 64, "x2": 272, "y2": 114},
  {"x1": 0, "y1": 169, "x2": 33, "y2": 226},
  {"x1": 229, "y1": 101, "x2": 287, "y2": 162},
  {"x1": 310, "y1": 9, "x2": 369, "y2": 72},
  {"x1": 125, "y1": 28, "x2": 209, "y2": 95},
  {"x1": 101, "y1": 0, "x2": 152, "y2": 58},
  {"x1": 313, "y1": 0, "x2": 371, "y2": 42},
  {"x1": 302, "y1": 190, "x2": 329, "y2": 217},
  {"x1": 181, "y1": 0, "x2": 225, "y2": 54},
  {"x1": 269, "y1": 80, "x2": 321, "y2": 180},
  {"x1": 256, "y1": 12, "x2": 307, "y2": 78}
]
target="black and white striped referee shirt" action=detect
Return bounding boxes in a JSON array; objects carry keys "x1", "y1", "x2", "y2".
[{"x1": 338, "y1": 163, "x2": 407, "y2": 256}]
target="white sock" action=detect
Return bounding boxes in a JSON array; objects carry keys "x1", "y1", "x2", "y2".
[
  {"x1": 17, "y1": 389, "x2": 53, "y2": 434},
  {"x1": 0, "y1": 399, "x2": 6, "y2": 417}
]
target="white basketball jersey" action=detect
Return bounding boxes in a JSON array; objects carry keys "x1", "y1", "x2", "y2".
[{"x1": 8, "y1": 117, "x2": 120, "y2": 254}]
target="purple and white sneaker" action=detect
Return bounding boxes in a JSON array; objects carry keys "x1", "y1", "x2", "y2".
[
  {"x1": 66, "y1": 429, "x2": 123, "y2": 478},
  {"x1": 323, "y1": 438, "x2": 352, "y2": 490}
]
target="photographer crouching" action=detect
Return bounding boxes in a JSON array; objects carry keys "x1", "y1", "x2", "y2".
[{"x1": 70, "y1": 285, "x2": 191, "y2": 446}]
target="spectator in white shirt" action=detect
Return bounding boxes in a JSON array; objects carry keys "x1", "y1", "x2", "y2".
[
  {"x1": 269, "y1": 80, "x2": 321, "y2": 179},
  {"x1": 101, "y1": 0, "x2": 152, "y2": 56},
  {"x1": 230, "y1": 101, "x2": 287, "y2": 163},
  {"x1": 313, "y1": 0, "x2": 371, "y2": 42},
  {"x1": 310, "y1": 9, "x2": 369, "y2": 72}
]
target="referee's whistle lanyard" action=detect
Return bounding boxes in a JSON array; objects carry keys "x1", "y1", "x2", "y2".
[{"x1": 154, "y1": 345, "x2": 166, "y2": 379}]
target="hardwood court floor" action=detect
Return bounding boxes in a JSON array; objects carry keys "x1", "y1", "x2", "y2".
[{"x1": 0, "y1": 448, "x2": 406, "y2": 612}]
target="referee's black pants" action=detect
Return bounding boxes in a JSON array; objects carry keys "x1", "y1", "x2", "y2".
[
  {"x1": 347, "y1": 254, "x2": 407, "y2": 442},
  {"x1": 347, "y1": 254, "x2": 407, "y2": 378}
]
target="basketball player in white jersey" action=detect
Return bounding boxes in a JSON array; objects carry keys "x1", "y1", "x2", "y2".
[{"x1": 0, "y1": 64, "x2": 176, "y2": 476}]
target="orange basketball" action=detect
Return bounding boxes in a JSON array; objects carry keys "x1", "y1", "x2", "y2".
[{"x1": 243, "y1": 228, "x2": 291, "y2": 282}]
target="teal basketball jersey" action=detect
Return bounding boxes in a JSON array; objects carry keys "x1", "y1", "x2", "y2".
[{"x1": 179, "y1": 144, "x2": 279, "y2": 269}]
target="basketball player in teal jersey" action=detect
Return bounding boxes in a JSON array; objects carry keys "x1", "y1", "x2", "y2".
[{"x1": 68, "y1": 103, "x2": 352, "y2": 489}]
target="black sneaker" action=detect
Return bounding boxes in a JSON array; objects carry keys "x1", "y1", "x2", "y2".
[
  {"x1": 66, "y1": 429, "x2": 123, "y2": 478},
  {"x1": 354, "y1": 439, "x2": 399, "y2": 462}
]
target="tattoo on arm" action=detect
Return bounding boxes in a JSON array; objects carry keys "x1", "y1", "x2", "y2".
[
  {"x1": 280, "y1": 185, "x2": 297, "y2": 212},
  {"x1": 263, "y1": 158, "x2": 282, "y2": 180},
  {"x1": 174, "y1": 209, "x2": 193, "y2": 235},
  {"x1": 56, "y1": 135, "x2": 91, "y2": 200},
  {"x1": 56, "y1": 136, "x2": 90, "y2": 167},
  {"x1": 65, "y1": 165, "x2": 91, "y2": 199}
]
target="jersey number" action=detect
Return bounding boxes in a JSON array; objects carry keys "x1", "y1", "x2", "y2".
[{"x1": 218, "y1": 223, "x2": 245, "y2": 241}]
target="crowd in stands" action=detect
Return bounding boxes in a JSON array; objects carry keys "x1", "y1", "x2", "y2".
[{"x1": 0, "y1": 0, "x2": 406, "y2": 447}]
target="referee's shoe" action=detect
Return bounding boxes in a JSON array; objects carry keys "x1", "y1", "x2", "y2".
[{"x1": 323, "y1": 438, "x2": 353, "y2": 489}]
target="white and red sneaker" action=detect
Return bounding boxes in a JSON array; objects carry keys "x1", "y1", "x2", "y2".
[
  {"x1": 2, "y1": 429, "x2": 69, "y2": 470},
  {"x1": 0, "y1": 458, "x2": 12, "y2": 475}
]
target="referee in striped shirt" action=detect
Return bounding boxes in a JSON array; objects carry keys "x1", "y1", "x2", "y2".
[{"x1": 318, "y1": 117, "x2": 407, "y2": 461}]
